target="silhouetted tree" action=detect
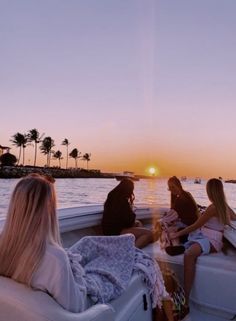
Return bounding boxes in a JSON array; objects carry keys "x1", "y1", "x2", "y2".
[
  {"x1": 69, "y1": 148, "x2": 81, "y2": 168},
  {"x1": 53, "y1": 150, "x2": 63, "y2": 167},
  {"x1": 62, "y1": 138, "x2": 70, "y2": 169},
  {"x1": 0, "y1": 152, "x2": 17, "y2": 166},
  {"x1": 82, "y1": 153, "x2": 91, "y2": 170},
  {"x1": 40, "y1": 137, "x2": 55, "y2": 167},
  {"x1": 27, "y1": 128, "x2": 44, "y2": 166},
  {"x1": 10, "y1": 132, "x2": 28, "y2": 165}
]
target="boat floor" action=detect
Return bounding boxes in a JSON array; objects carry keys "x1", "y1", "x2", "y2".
[{"x1": 183, "y1": 304, "x2": 231, "y2": 321}]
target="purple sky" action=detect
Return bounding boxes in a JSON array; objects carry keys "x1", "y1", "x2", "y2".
[{"x1": 1, "y1": 0, "x2": 236, "y2": 178}]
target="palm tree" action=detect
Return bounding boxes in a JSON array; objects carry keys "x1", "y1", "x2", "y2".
[
  {"x1": 53, "y1": 150, "x2": 63, "y2": 168},
  {"x1": 10, "y1": 132, "x2": 28, "y2": 165},
  {"x1": 82, "y1": 153, "x2": 91, "y2": 170},
  {"x1": 69, "y1": 148, "x2": 81, "y2": 168},
  {"x1": 62, "y1": 138, "x2": 70, "y2": 169},
  {"x1": 40, "y1": 137, "x2": 55, "y2": 167},
  {"x1": 27, "y1": 129, "x2": 44, "y2": 166}
]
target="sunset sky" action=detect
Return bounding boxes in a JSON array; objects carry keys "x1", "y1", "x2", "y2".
[{"x1": 1, "y1": 0, "x2": 236, "y2": 178}]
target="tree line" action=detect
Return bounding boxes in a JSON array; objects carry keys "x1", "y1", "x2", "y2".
[{"x1": 2, "y1": 129, "x2": 91, "y2": 169}]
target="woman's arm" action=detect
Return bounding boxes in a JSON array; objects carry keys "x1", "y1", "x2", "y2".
[
  {"x1": 120, "y1": 200, "x2": 136, "y2": 228},
  {"x1": 54, "y1": 254, "x2": 87, "y2": 313},
  {"x1": 170, "y1": 205, "x2": 215, "y2": 239},
  {"x1": 42, "y1": 249, "x2": 87, "y2": 313}
]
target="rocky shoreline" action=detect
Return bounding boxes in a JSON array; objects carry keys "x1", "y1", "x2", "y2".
[
  {"x1": 225, "y1": 180, "x2": 236, "y2": 184},
  {"x1": 0, "y1": 166, "x2": 115, "y2": 179}
]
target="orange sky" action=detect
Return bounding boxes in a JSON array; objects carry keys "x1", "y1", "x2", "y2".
[{"x1": 1, "y1": 1, "x2": 236, "y2": 179}]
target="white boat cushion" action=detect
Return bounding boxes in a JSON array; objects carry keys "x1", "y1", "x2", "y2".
[
  {"x1": 110, "y1": 273, "x2": 152, "y2": 321},
  {"x1": 0, "y1": 273, "x2": 153, "y2": 321},
  {"x1": 224, "y1": 221, "x2": 236, "y2": 248},
  {"x1": 144, "y1": 241, "x2": 236, "y2": 317},
  {"x1": 0, "y1": 276, "x2": 114, "y2": 321}
]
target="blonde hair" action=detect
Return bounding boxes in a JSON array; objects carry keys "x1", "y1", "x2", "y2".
[
  {"x1": 0, "y1": 174, "x2": 61, "y2": 286},
  {"x1": 206, "y1": 178, "x2": 229, "y2": 225}
]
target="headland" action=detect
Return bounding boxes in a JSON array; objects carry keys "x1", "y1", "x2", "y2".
[
  {"x1": 0, "y1": 166, "x2": 114, "y2": 179},
  {"x1": 0, "y1": 166, "x2": 154, "y2": 180}
]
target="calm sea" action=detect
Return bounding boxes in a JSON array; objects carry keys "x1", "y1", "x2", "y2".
[{"x1": 1, "y1": 178, "x2": 236, "y2": 220}]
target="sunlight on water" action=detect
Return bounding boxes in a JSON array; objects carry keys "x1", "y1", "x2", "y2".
[{"x1": 1, "y1": 178, "x2": 236, "y2": 219}]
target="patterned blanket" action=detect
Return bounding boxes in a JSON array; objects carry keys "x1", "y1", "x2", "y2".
[{"x1": 66, "y1": 234, "x2": 168, "y2": 308}]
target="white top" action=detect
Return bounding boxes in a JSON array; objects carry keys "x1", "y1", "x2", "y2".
[{"x1": 31, "y1": 243, "x2": 87, "y2": 313}]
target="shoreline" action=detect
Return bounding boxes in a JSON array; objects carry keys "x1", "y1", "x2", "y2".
[
  {"x1": 0, "y1": 166, "x2": 114, "y2": 179},
  {"x1": 0, "y1": 166, "x2": 154, "y2": 180}
]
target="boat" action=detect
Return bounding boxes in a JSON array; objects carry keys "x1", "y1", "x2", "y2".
[
  {"x1": 194, "y1": 177, "x2": 201, "y2": 184},
  {"x1": 115, "y1": 171, "x2": 140, "y2": 181},
  {"x1": 0, "y1": 206, "x2": 152, "y2": 321},
  {"x1": 1, "y1": 204, "x2": 236, "y2": 321}
]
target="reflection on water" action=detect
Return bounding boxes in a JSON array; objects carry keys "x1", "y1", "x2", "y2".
[{"x1": 1, "y1": 178, "x2": 236, "y2": 219}]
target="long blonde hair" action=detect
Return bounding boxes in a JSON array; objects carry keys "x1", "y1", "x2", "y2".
[
  {"x1": 0, "y1": 174, "x2": 61, "y2": 286},
  {"x1": 206, "y1": 178, "x2": 229, "y2": 225}
]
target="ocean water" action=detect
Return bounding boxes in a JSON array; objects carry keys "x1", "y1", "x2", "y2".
[{"x1": 1, "y1": 178, "x2": 236, "y2": 219}]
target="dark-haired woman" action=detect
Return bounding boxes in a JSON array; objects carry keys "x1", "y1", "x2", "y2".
[
  {"x1": 102, "y1": 179, "x2": 154, "y2": 248},
  {"x1": 168, "y1": 176, "x2": 199, "y2": 227}
]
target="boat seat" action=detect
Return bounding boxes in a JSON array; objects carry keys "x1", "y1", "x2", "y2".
[
  {"x1": 0, "y1": 273, "x2": 153, "y2": 321},
  {"x1": 144, "y1": 241, "x2": 236, "y2": 320},
  {"x1": 0, "y1": 276, "x2": 114, "y2": 321},
  {"x1": 110, "y1": 273, "x2": 152, "y2": 321}
]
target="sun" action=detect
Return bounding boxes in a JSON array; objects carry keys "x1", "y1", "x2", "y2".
[{"x1": 148, "y1": 167, "x2": 156, "y2": 176}]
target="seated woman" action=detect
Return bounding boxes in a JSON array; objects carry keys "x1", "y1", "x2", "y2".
[
  {"x1": 169, "y1": 178, "x2": 236, "y2": 317},
  {"x1": 156, "y1": 176, "x2": 199, "y2": 251},
  {"x1": 102, "y1": 178, "x2": 155, "y2": 248},
  {"x1": 0, "y1": 174, "x2": 174, "y2": 320},
  {"x1": 168, "y1": 176, "x2": 199, "y2": 228}
]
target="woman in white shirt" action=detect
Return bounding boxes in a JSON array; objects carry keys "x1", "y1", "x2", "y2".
[{"x1": 0, "y1": 174, "x2": 87, "y2": 313}]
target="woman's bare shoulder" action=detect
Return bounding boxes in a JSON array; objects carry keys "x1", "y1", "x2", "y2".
[{"x1": 205, "y1": 204, "x2": 216, "y2": 216}]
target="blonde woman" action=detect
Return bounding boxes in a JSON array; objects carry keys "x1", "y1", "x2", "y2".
[
  {"x1": 170, "y1": 178, "x2": 236, "y2": 317},
  {"x1": 0, "y1": 174, "x2": 174, "y2": 320},
  {"x1": 0, "y1": 174, "x2": 87, "y2": 312}
]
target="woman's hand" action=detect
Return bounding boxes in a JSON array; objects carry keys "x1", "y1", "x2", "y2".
[
  {"x1": 134, "y1": 220, "x2": 143, "y2": 227},
  {"x1": 169, "y1": 232, "x2": 179, "y2": 240}
]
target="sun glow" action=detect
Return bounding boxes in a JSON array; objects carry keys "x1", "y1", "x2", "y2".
[{"x1": 148, "y1": 167, "x2": 157, "y2": 176}]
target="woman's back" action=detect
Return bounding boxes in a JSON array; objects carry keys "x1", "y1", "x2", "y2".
[
  {"x1": 172, "y1": 191, "x2": 198, "y2": 226},
  {"x1": 102, "y1": 196, "x2": 136, "y2": 235},
  {"x1": 204, "y1": 214, "x2": 224, "y2": 232},
  {"x1": 32, "y1": 243, "x2": 87, "y2": 313},
  {"x1": 203, "y1": 204, "x2": 228, "y2": 232}
]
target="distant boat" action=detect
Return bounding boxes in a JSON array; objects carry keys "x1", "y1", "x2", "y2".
[
  {"x1": 115, "y1": 171, "x2": 140, "y2": 181},
  {"x1": 194, "y1": 177, "x2": 201, "y2": 184}
]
